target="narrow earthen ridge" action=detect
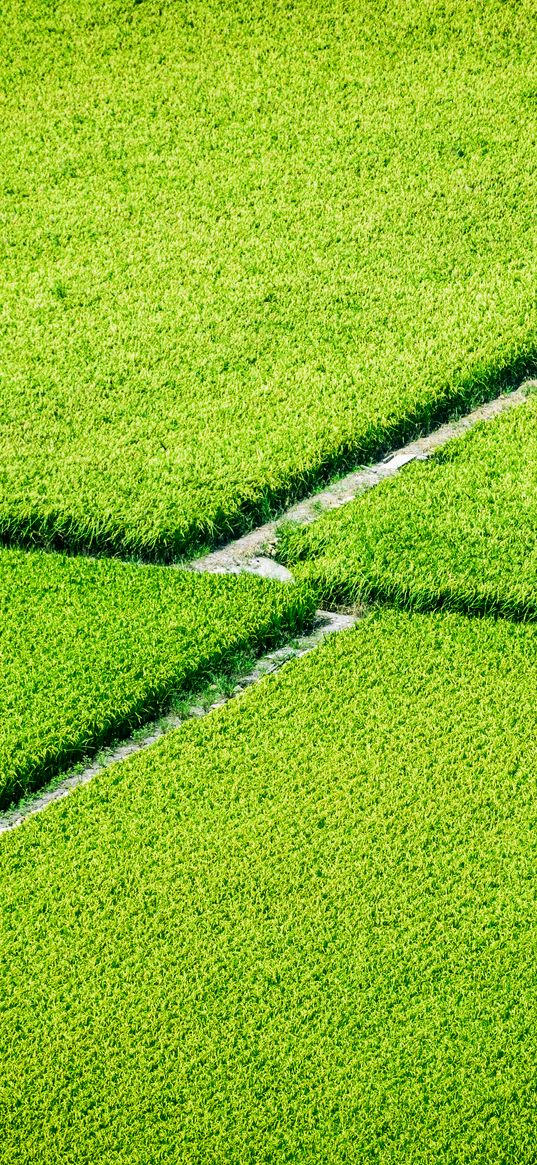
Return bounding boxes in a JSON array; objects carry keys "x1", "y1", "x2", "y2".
[
  {"x1": 0, "y1": 609, "x2": 357, "y2": 834},
  {"x1": 2, "y1": 381, "x2": 533, "y2": 833},
  {"x1": 190, "y1": 383, "x2": 533, "y2": 581}
]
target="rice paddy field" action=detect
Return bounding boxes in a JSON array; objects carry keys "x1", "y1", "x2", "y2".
[
  {"x1": 3, "y1": 610, "x2": 537, "y2": 1162},
  {"x1": 1, "y1": 0, "x2": 536, "y2": 557},
  {"x1": 2, "y1": 0, "x2": 537, "y2": 1160}
]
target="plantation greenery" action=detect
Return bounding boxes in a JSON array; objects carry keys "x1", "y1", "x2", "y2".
[
  {"x1": 2, "y1": 609, "x2": 537, "y2": 1162},
  {"x1": 2, "y1": 1, "x2": 537, "y2": 1158},
  {"x1": 0, "y1": 548, "x2": 313, "y2": 808},
  {"x1": 0, "y1": 0, "x2": 536, "y2": 557},
  {"x1": 279, "y1": 394, "x2": 537, "y2": 616}
]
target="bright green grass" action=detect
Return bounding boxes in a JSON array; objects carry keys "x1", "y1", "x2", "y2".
[
  {"x1": 1, "y1": 0, "x2": 536, "y2": 558},
  {"x1": 2, "y1": 608, "x2": 537, "y2": 1162},
  {"x1": 0, "y1": 548, "x2": 313, "y2": 809},
  {"x1": 279, "y1": 394, "x2": 537, "y2": 617}
]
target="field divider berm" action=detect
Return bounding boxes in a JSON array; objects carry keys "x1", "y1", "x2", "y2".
[
  {"x1": 0, "y1": 609, "x2": 356, "y2": 836},
  {"x1": 2, "y1": 380, "x2": 533, "y2": 834},
  {"x1": 2, "y1": 380, "x2": 532, "y2": 835},
  {"x1": 189, "y1": 381, "x2": 533, "y2": 581}
]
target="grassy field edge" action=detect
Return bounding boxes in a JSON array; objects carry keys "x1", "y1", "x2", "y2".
[
  {"x1": 288, "y1": 575, "x2": 537, "y2": 626},
  {"x1": 0, "y1": 582, "x2": 316, "y2": 814},
  {"x1": 2, "y1": 348, "x2": 535, "y2": 563}
]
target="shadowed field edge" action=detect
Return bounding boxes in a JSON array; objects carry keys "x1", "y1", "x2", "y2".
[
  {"x1": 1, "y1": 347, "x2": 536, "y2": 563},
  {"x1": 0, "y1": 597, "x2": 315, "y2": 814},
  {"x1": 303, "y1": 576, "x2": 537, "y2": 627}
]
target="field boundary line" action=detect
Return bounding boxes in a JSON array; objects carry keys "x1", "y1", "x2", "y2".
[
  {"x1": 189, "y1": 383, "x2": 533, "y2": 581},
  {"x1": 0, "y1": 610, "x2": 357, "y2": 834},
  {"x1": 2, "y1": 382, "x2": 534, "y2": 833}
]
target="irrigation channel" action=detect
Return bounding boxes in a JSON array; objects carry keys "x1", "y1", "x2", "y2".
[{"x1": 0, "y1": 380, "x2": 532, "y2": 834}]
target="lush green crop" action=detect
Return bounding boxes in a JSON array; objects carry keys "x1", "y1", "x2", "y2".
[
  {"x1": 279, "y1": 395, "x2": 537, "y2": 617},
  {"x1": 0, "y1": 547, "x2": 314, "y2": 808},
  {"x1": 2, "y1": 608, "x2": 537, "y2": 1162},
  {"x1": 1, "y1": 0, "x2": 536, "y2": 558}
]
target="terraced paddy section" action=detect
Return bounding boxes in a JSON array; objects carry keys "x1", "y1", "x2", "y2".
[
  {"x1": 279, "y1": 393, "x2": 537, "y2": 618},
  {"x1": 1, "y1": 1, "x2": 537, "y2": 559},
  {"x1": 2, "y1": 608, "x2": 537, "y2": 1163},
  {"x1": 0, "y1": 548, "x2": 314, "y2": 810}
]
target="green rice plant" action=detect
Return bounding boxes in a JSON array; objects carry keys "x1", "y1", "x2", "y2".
[
  {"x1": 2, "y1": 608, "x2": 537, "y2": 1161},
  {"x1": 279, "y1": 395, "x2": 537, "y2": 617},
  {"x1": 0, "y1": 547, "x2": 314, "y2": 808},
  {"x1": 0, "y1": 0, "x2": 536, "y2": 558}
]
